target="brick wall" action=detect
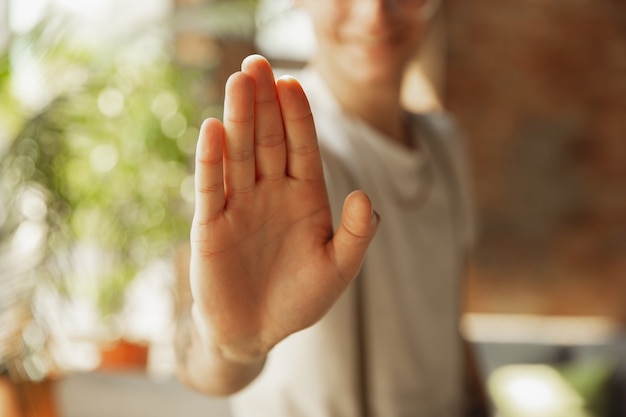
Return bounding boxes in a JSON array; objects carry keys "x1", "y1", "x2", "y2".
[
  {"x1": 170, "y1": 0, "x2": 626, "y2": 320},
  {"x1": 445, "y1": 0, "x2": 626, "y2": 320}
]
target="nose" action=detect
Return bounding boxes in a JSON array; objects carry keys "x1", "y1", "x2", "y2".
[
  {"x1": 373, "y1": 0, "x2": 402, "y2": 11},
  {"x1": 382, "y1": 0, "x2": 399, "y2": 9},
  {"x1": 347, "y1": 0, "x2": 439, "y2": 28},
  {"x1": 353, "y1": 0, "x2": 430, "y2": 19},
  {"x1": 352, "y1": 0, "x2": 399, "y2": 21}
]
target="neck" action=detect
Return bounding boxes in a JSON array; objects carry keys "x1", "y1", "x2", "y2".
[{"x1": 314, "y1": 61, "x2": 411, "y2": 147}]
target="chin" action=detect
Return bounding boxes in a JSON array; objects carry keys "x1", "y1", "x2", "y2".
[
  {"x1": 354, "y1": 69, "x2": 401, "y2": 86},
  {"x1": 346, "y1": 59, "x2": 407, "y2": 85},
  {"x1": 344, "y1": 47, "x2": 414, "y2": 83}
]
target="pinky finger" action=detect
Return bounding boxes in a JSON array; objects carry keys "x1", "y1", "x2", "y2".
[{"x1": 194, "y1": 118, "x2": 226, "y2": 225}]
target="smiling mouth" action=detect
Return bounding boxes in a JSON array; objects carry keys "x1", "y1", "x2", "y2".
[
  {"x1": 346, "y1": 36, "x2": 404, "y2": 53},
  {"x1": 360, "y1": 36, "x2": 398, "y2": 46},
  {"x1": 344, "y1": 28, "x2": 406, "y2": 48}
]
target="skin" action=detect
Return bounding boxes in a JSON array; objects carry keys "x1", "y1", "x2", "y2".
[
  {"x1": 177, "y1": 1, "x2": 490, "y2": 413},
  {"x1": 177, "y1": 57, "x2": 379, "y2": 394},
  {"x1": 300, "y1": 0, "x2": 431, "y2": 145}
]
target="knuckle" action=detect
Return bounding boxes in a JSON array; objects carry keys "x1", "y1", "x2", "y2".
[
  {"x1": 228, "y1": 183, "x2": 256, "y2": 196},
  {"x1": 196, "y1": 182, "x2": 223, "y2": 195},
  {"x1": 226, "y1": 114, "x2": 254, "y2": 125},
  {"x1": 288, "y1": 142, "x2": 319, "y2": 156},
  {"x1": 226, "y1": 148, "x2": 254, "y2": 162},
  {"x1": 285, "y1": 110, "x2": 312, "y2": 123},
  {"x1": 255, "y1": 95, "x2": 277, "y2": 106},
  {"x1": 197, "y1": 154, "x2": 222, "y2": 166},
  {"x1": 256, "y1": 132, "x2": 284, "y2": 148}
]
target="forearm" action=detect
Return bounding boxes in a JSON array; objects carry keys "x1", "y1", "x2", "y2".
[{"x1": 174, "y1": 305, "x2": 266, "y2": 396}]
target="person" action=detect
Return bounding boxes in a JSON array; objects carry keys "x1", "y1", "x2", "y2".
[{"x1": 175, "y1": 0, "x2": 490, "y2": 415}]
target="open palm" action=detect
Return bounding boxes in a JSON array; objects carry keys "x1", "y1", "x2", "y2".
[{"x1": 189, "y1": 55, "x2": 378, "y2": 364}]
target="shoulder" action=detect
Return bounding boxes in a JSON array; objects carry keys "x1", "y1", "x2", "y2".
[
  {"x1": 413, "y1": 111, "x2": 468, "y2": 172},
  {"x1": 413, "y1": 111, "x2": 476, "y2": 249},
  {"x1": 413, "y1": 111, "x2": 465, "y2": 148}
]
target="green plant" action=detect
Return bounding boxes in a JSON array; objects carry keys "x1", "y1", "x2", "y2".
[{"x1": 0, "y1": 20, "x2": 204, "y2": 333}]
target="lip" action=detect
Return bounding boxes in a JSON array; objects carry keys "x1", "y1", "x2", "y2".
[{"x1": 341, "y1": 26, "x2": 407, "y2": 47}]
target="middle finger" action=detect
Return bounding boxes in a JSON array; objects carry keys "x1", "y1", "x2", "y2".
[{"x1": 223, "y1": 71, "x2": 256, "y2": 197}]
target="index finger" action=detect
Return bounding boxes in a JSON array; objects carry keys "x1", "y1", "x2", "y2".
[{"x1": 276, "y1": 76, "x2": 323, "y2": 181}]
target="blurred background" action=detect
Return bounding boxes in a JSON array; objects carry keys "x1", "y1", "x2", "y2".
[{"x1": 0, "y1": 0, "x2": 625, "y2": 416}]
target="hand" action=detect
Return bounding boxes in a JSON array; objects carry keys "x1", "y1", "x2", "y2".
[{"x1": 190, "y1": 55, "x2": 379, "y2": 364}]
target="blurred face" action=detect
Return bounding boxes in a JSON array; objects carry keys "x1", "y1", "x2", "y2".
[{"x1": 298, "y1": 0, "x2": 438, "y2": 85}]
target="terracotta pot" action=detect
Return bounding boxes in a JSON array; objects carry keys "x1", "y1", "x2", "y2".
[{"x1": 99, "y1": 339, "x2": 149, "y2": 371}]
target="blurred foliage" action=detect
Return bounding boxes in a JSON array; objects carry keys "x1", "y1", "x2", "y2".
[
  {"x1": 0, "y1": 17, "x2": 205, "y2": 325},
  {"x1": 557, "y1": 358, "x2": 616, "y2": 417}
]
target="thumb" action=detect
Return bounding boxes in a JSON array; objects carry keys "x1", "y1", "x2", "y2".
[{"x1": 329, "y1": 190, "x2": 380, "y2": 283}]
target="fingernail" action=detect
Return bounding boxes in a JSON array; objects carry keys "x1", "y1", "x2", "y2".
[{"x1": 371, "y1": 209, "x2": 380, "y2": 226}]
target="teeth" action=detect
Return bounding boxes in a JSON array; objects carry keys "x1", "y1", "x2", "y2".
[
  {"x1": 362, "y1": 31, "x2": 400, "y2": 45},
  {"x1": 344, "y1": 30, "x2": 400, "y2": 46},
  {"x1": 361, "y1": 36, "x2": 391, "y2": 45}
]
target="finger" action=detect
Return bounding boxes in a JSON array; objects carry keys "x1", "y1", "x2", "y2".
[
  {"x1": 275, "y1": 75, "x2": 323, "y2": 181},
  {"x1": 241, "y1": 55, "x2": 286, "y2": 181},
  {"x1": 193, "y1": 118, "x2": 225, "y2": 225},
  {"x1": 328, "y1": 191, "x2": 380, "y2": 283},
  {"x1": 223, "y1": 71, "x2": 256, "y2": 196}
]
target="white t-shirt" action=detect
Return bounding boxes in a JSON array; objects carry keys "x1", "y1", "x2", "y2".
[{"x1": 230, "y1": 70, "x2": 475, "y2": 417}]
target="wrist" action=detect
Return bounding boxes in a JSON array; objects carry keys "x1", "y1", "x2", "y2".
[{"x1": 191, "y1": 303, "x2": 269, "y2": 366}]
